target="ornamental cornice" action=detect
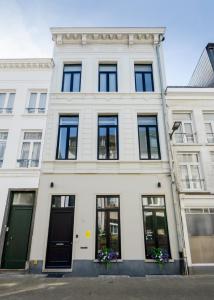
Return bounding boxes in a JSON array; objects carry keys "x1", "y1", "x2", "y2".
[
  {"x1": 51, "y1": 27, "x2": 165, "y2": 46},
  {"x1": 0, "y1": 58, "x2": 54, "y2": 69}
]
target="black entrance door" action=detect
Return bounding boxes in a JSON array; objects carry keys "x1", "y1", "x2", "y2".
[
  {"x1": 2, "y1": 192, "x2": 35, "y2": 269},
  {"x1": 45, "y1": 195, "x2": 75, "y2": 269}
]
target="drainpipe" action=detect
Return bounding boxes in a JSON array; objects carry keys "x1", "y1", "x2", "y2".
[{"x1": 155, "y1": 35, "x2": 188, "y2": 275}]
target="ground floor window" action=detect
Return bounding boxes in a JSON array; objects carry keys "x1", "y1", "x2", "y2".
[
  {"x1": 185, "y1": 208, "x2": 214, "y2": 264},
  {"x1": 142, "y1": 196, "x2": 171, "y2": 259},
  {"x1": 96, "y1": 195, "x2": 121, "y2": 259}
]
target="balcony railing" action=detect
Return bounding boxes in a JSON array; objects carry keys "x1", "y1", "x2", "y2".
[
  {"x1": 0, "y1": 108, "x2": 13, "y2": 114},
  {"x1": 17, "y1": 159, "x2": 39, "y2": 168},
  {"x1": 26, "y1": 107, "x2": 46, "y2": 114},
  {"x1": 206, "y1": 133, "x2": 214, "y2": 143},
  {"x1": 181, "y1": 179, "x2": 205, "y2": 191},
  {"x1": 174, "y1": 132, "x2": 196, "y2": 143}
]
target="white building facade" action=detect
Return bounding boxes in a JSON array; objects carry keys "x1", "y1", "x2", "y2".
[
  {"x1": 166, "y1": 87, "x2": 214, "y2": 274},
  {"x1": 28, "y1": 28, "x2": 181, "y2": 276},
  {"x1": 0, "y1": 59, "x2": 53, "y2": 269}
]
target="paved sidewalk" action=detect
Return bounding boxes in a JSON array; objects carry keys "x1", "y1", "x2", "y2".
[{"x1": 0, "y1": 274, "x2": 213, "y2": 299}]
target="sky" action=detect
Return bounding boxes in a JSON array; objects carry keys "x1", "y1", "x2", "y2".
[{"x1": 0, "y1": 0, "x2": 213, "y2": 85}]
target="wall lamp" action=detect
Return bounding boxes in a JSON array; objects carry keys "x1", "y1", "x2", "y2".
[{"x1": 169, "y1": 121, "x2": 182, "y2": 140}]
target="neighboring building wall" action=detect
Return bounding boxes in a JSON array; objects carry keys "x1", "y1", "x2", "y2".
[
  {"x1": 29, "y1": 28, "x2": 180, "y2": 276},
  {"x1": 0, "y1": 59, "x2": 53, "y2": 268},
  {"x1": 189, "y1": 44, "x2": 214, "y2": 87},
  {"x1": 166, "y1": 87, "x2": 214, "y2": 274}
]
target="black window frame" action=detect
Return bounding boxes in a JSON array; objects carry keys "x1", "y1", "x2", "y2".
[
  {"x1": 138, "y1": 115, "x2": 161, "y2": 160},
  {"x1": 62, "y1": 64, "x2": 81, "y2": 92},
  {"x1": 95, "y1": 195, "x2": 121, "y2": 259},
  {"x1": 56, "y1": 115, "x2": 79, "y2": 160},
  {"x1": 98, "y1": 64, "x2": 118, "y2": 92},
  {"x1": 135, "y1": 64, "x2": 154, "y2": 92},
  {"x1": 97, "y1": 115, "x2": 119, "y2": 160},
  {"x1": 142, "y1": 195, "x2": 171, "y2": 259}
]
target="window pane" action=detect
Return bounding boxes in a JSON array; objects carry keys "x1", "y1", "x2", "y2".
[
  {"x1": 135, "y1": 65, "x2": 152, "y2": 72},
  {"x1": 204, "y1": 113, "x2": 214, "y2": 121},
  {"x1": 24, "y1": 132, "x2": 42, "y2": 140},
  {"x1": 68, "y1": 127, "x2": 77, "y2": 159},
  {"x1": 149, "y1": 127, "x2": 159, "y2": 159},
  {"x1": 109, "y1": 73, "x2": 117, "y2": 92},
  {"x1": 173, "y1": 113, "x2": 191, "y2": 121},
  {"x1": 73, "y1": 73, "x2": 81, "y2": 92},
  {"x1": 52, "y1": 195, "x2": 75, "y2": 208},
  {"x1": 97, "y1": 196, "x2": 119, "y2": 209},
  {"x1": 109, "y1": 211, "x2": 120, "y2": 254},
  {"x1": 0, "y1": 93, "x2": 6, "y2": 112},
  {"x1": 97, "y1": 211, "x2": 107, "y2": 250},
  {"x1": 60, "y1": 116, "x2": 79, "y2": 126},
  {"x1": 0, "y1": 142, "x2": 6, "y2": 166},
  {"x1": 135, "y1": 73, "x2": 143, "y2": 92},
  {"x1": 6, "y1": 93, "x2": 15, "y2": 113},
  {"x1": 184, "y1": 123, "x2": 194, "y2": 143},
  {"x1": 186, "y1": 214, "x2": 214, "y2": 263},
  {"x1": 138, "y1": 116, "x2": 157, "y2": 126},
  {"x1": 38, "y1": 93, "x2": 47, "y2": 113},
  {"x1": 144, "y1": 73, "x2": 153, "y2": 91},
  {"x1": 0, "y1": 132, "x2": 8, "y2": 140},
  {"x1": 63, "y1": 73, "x2": 71, "y2": 92},
  {"x1": 99, "y1": 65, "x2": 117, "y2": 72},
  {"x1": 139, "y1": 127, "x2": 148, "y2": 159},
  {"x1": 64, "y1": 65, "x2": 81, "y2": 72},
  {"x1": 20, "y1": 142, "x2": 30, "y2": 167},
  {"x1": 99, "y1": 116, "x2": 117, "y2": 126},
  {"x1": 142, "y1": 196, "x2": 165, "y2": 207},
  {"x1": 155, "y1": 211, "x2": 169, "y2": 251},
  {"x1": 190, "y1": 165, "x2": 201, "y2": 189},
  {"x1": 57, "y1": 128, "x2": 67, "y2": 159},
  {"x1": 109, "y1": 127, "x2": 117, "y2": 159},
  {"x1": 180, "y1": 165, "x2": 190, "y2": 189},
  {"x1": 28, "y1": 93, "x2": 37, "y2": 113},
  {"x1": 31, "y1": 142, "x2": 41, "y2": 167},
  {"x1": 144, "y1": 211, "x2": 156, "y2": 256},
  {"x1": 175, "y1": 125, "x2": 183, "y2": 143},
  {"x1": 99, "y1": 73, "x2": 107, "y2": 92},
  {"x1": 98, "y1": 127, "x2": 107, "y2": 159},
  {"x1": 12, "y1": 192, "x2": 34, "y2": 206}
]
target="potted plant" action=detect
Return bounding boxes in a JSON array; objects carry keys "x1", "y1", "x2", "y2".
[
  {"x1": 97, "y1": 247, "x2": 118, "y2": 270},
  {"x1": 149, "y1": 247, "x2": 169, "y2": 269}
]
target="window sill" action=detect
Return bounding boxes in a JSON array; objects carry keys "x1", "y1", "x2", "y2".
[
  {"x1": 93, "y1": 259, "x2": 123, "y2": 263},
  {"x1": 172, "y1": 143, "x2": 201, "y2": 146},
  {"x1": 22, "y1": 113, "x2": 47, "y2": 117},
  {"x1": 0, "y1": 113, "x2": 14, "y2": 116},
  {"x1": 145, "y1": 259, "x2": 174, "y2": 263}
]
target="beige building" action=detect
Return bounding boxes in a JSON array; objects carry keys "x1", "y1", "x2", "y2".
[
  {"x1": 28, "y1": 27, "x2": 181, "y2": 276},
  {"x1": 166, "y1": 87, "x2": 214, "y2": 274}
]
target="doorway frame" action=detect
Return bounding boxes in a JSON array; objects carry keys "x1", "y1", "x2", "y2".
[
  {"x1": 43, "y1": 193, "x2": 77, "y2": 273},
  {"x1": 0, "y1": 189, "x2": 37, "y2": 270}
]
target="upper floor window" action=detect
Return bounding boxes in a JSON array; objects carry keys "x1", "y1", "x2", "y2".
[
  {"x1": 0, "y1": 93, "x2": 15, "y2": 114},
  {"x1": 203, "y1": 113, "x2": 214, "y2": 143},
  {"x1": 99, "y1": 64, "x2": 117, "y2": 92},
  {"x1": 98, "y1": 115, "x2": 118, "y2": 160},
  {"x1": 17, "y1": 132, "x2": 42, "y2": 168},
  {"x1": 56, "y1": 116, "x2": 79, "y2": 160},
  {"x1": 142, "y1": 196, "x2": 171, "y2": 259},
  {"x1": 0, "y1": 132, "x2": 8, "y2": 167},
  {"x1": 135, "y1": 64, "x2": 154, "y2": 92},
  {"x1": 177, "y1": 153, "x2": 204, "y2": 191},
  {"x1": 62, "y1": 65, "x2": 81, "y2": 92},
  {"x1": 26, "y1": 92, "x2": 47, "y2": 114},
  {"x1": 138, "y1": 115, "x2": 160, "y2": 160},
  {"x1": 173, "y1": 112, "x2": 195, "y2": 143},
  {"x1": 96, "y1": 196, "x2": 121, "y2": 259}
]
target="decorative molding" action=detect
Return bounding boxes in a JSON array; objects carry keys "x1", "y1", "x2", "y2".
[
  {"x1": 51, "y1": 27, "x2": 165, "y2": 46},
  {"x1": 0, "y1": 59, "x2": 54, "y2": 69}
]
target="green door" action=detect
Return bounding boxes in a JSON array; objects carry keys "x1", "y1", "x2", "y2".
[{"x1": 1, "y1": 192, "x2": 34, "y2": 269}]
